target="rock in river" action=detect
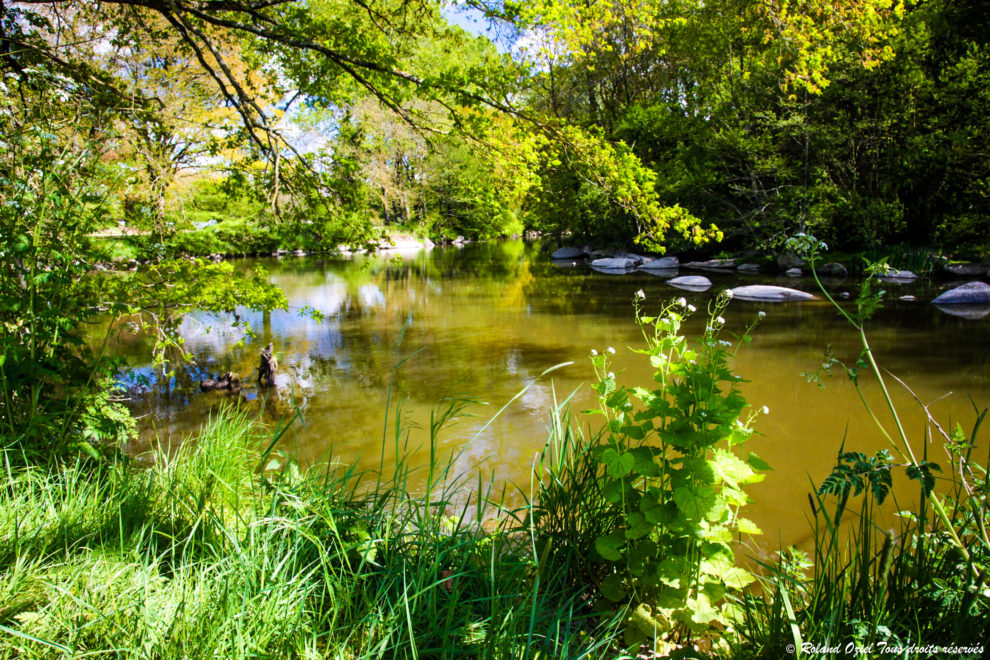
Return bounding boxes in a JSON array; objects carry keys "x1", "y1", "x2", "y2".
[
  {"x1": 729, "y1": 285, "x2": 816, "y2": 302},
  {"x1": 591, "y1": 257, "x2": 639, "y2": 270},
  {"x1": 932, "y1": 281, "x2": 990, "y2": 305},
  {"x1": 684, "y1": 258, "x2": 736, "y2": 271},
  {"x1": 877, "y1": 268, "x2": 918, "y2": 281},
  {"x1": 667, "y1": 275, "x2": 712, "y2": 291},
  {"x1": 639, "y1": 256, "x2": 680, "y2": 270},
  {"x1": 552, "y1": 246, "x2": 586, "y2": 259}
]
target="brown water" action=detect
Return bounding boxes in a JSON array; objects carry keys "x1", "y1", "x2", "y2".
[{"x1": 114, "y1": 240, "x2": 990, "y2": 550}]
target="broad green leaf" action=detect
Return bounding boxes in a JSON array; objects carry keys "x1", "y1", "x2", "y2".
[
  {"x1": 601, "y1": 448, "x2": 636, "y2": 478},
  {"x1": 722, "y1": 567, "x2": 756, "y2": 589},
  {"x1": 594, "y1": 532, "x2": 625, "y2": 561},
  {"x1": 737, "y1": 517, "x2": 763, "y2": 535},
  {"x1": 747, "y1": 452, "x2": 773, "y2": 471},
  {"x1": 600, "y1": 574, "x2": 627, "y2": 602}
]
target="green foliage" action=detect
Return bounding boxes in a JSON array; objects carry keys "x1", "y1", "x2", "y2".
[{"x1": 583, "y1": 294, "x2": 768, "y2": 652}]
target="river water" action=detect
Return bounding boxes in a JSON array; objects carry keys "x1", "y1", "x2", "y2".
[{"x1": 114, "y1": 240, "x2": 990, "y2": 550}]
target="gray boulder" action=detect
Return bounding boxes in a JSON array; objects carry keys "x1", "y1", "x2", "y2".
[
  {"x1": 785, "y1": 268, "x2": 802, "y2": 277},
  {"x1": 899, "y1": 295, "x2": 917, "y2": 302},
  {"x1": 776, "y1": 252, "x2": 808, "y2": 269},
  {"x1": 667, "y1": 275, "x2": 712, "y2": 291},
  {"x1": 639, "y1": 256, "x2": 680, "y2": 270},
  {"x1": 931, "y1": 281, "x2": 990, "y2": 305},
  {"x1": 877, "y1": 268, "x2": 918, "y2": 281},
  {"x1": 943, "y1": 262, "x2": 989, "y2": 277},
  {"x1": 729, "y1": 285, "x2": 817, "y2": 302},
  {"x1": 736, "y1": 263, "x2": 761, "y2": 273},
  {"x1": 591, "y1": 257, "x2": 639, "y2": 270},
  {"x1": 552, "y1": 246, "x2": 586, "y2": 259},
  {"x1": 933, "y1": 304, "x2": 990, "y2": 320},
  {"x1": 614, "y1": 252, "x2": 646, "y2": 265},
  {"x1": 818, "y1": 262, "x2": 848, "y2": 277}
]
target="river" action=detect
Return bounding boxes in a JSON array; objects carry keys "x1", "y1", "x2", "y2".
[{"x1": 112, "y1": 240, "x2": 990, "y2": 551}]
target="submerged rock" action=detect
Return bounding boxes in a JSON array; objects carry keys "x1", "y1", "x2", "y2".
[
  {"x1": 591, "y1": 257, "x2": 639, "y2": 270},
  {"x1": 931, "y1": 281, "x2": 990, "y2": 305},
  {"x1": 552, "y1": 246, "x2": 586, "y2": 259},
  {"x1": 785, "y1": 268, "x2": 802, "y2": 277},
  {"x1": 729, "y1": 285, "x2": 816, "y2": 302},
  {"x1": 684, "y1": 258, "x2": 736, "y2": 271},
  {"x1": 639, "y1": 256, "x2": 680, "y2": 270},
  {"x1": 667, "y1": 275, "x2": 712, "y2": 291},
  {"x1": 776, "y1": 252, "x2": 808, "y2": 269},
  {"x1": 943, "y1": 262, "x2": 989, "y2": 277},
  {"x1": 641, "y1": 268, "x2": 679, "y2": 279},
  {"x1": 736, "y1": 263, "x2": 761, "y2": 273},
  {"x1": 933, "y1": 304, "x2": 990, "y2": 320}
]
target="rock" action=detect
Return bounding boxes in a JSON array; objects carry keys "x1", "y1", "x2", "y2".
[
  {"x1": 551, "y1": 246, "x2": 586, "y2": 260},
  {"x1": 776, "y1": 252, "x2": 807, "y2": 269},
  {"x1": 839, "y1": 291, "x2": 851, "y2": 299},
  {"x1": 200, "y1": 371, "x2": 241, "y2": 392},
  {"x1": 591, "y1": 257, "x2": 639, "y2": 270},
  {"x1": 614, "y1": 252, "x2": 645, "y2": 265},
  {"x1": 899, "y1": 295, "x2": 917, "y2": 302},
  {"x1": 452, "y1": 235, "x2": 467, "y2": 245},
  {"x1": 641, "y1": 268, "x2": 679, "y2": 279},
  {"x1": 877, "y1": 268, "x2": 917, "y2": 281},
  {"x1": 728, "y1": 285, "x2": 817, "y2": 302},
  {"x1": 943, "y1": 262, "x2": 989, "y2": 277},
  {"x1": 293, "y1": 249, "x2": 307, "y2": 256},
  {"x1": 639, "y1": 256, "x2": 680, "y2": 270},
  {"x1": 736, "y1": 263, "x2": 761, "y2": 273},
  {"x1": 931, "y1": 281, "x2": 990, "y2": 305},
  {"x1": 818, "y1": 262, "x2": 848, "y2": 277},
  {"x1": 684, "y1": 258, "x2": 736, "y2": 271},
  {"x1": 667, "y1": 275, "x2": 712, "y2": 291},
  {"x1": 785, "y1": 267, "x2": 802, "y2": 277}
]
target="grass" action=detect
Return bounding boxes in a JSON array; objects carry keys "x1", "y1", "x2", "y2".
[{"x1": 0, "y1": 400, "x2": 629, "y2": 659}]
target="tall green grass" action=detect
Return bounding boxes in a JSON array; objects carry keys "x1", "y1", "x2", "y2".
[{"x1": 0, "y1": 400, "x2": 629, "y2": 659}]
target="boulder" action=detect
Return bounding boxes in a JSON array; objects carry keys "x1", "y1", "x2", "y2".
[
  {"x1": 818, "y1": 262, "x2": 848, "y2": 277},
  {"x1": 684, "y1": 258, "x2": 736, "y2": 271},
  {"x1": 641, "y1": 268, "x2": 679, "y2": 279},
  {"x1": 776, "y1": 252, "x2": 808, "y2": 269},
  {"x1": 667, "y1": 275, "x2": 712, "y2": 291},
  {"x1": 736, "y1": 263, "x2": 761, "y2": 273},
  {"x1": 931, "y1": 281, "x2": 990, "y2": 305},
  {"x1": 899, "y1": 295, "x2": 917, "y2": 302},
  {"x1": 614, "y1": 252, "x2": 646, "y2": 265},
  {"x1": 877, "y1": 268, "x2": 917, "y2": 281},
  {"x1": 591, "y1": 257, "x2": 639, "y2": 270},
  {"x1": 639, "y1": 256, "x2": 680, "y2": 270},
  {"x1": 551, "y1": 246, "x2": 586, "y2": 259},
  {"x1": 785, "y1": 267, "x2": 802, "y2": 277},
  {"x1": 728, "y1": 285, "x2": 817, "y2": 302},
  {"x1": 943, "y1": 262, "x2": 989, "y2": 277}
]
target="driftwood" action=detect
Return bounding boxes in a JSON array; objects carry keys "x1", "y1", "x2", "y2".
[
  {"x1": 200, "y1": 371, "x2": 241, "y2": 392},
  {"x1": 258, "y1": 342, "x2": 278, "y2": 386}
]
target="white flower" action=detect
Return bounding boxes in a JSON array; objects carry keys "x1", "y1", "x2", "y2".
[
  {"x1": 635, "y1": 289, "x2": 646, "y2": 299},
  {"x1": 718, "y1": 340, "x2": 732, "y2": 347},
  {"x1": 758, "y1": 311, "x2": 766, "y2": 319},
  {"x1": 687, "y1": 304, "x2": 697, "y2": 313},
  {"x1": 607, "y1": 346, "x2": 616, "y2": 354},
  {"x1": 607, "y1": 371, "x2": 615, "y2": 379},
  {"x1": 716, "y1": 316, "x2": 726, "y2": 325},
  {"x1": 590, "y1": 349, "x2": 598, "y2": 356},
  {"x1": 677, "y1": 297, "x2": 687, "y2": 307},
  {"x1": 725, "y1": 289, "x2": 734, "y2": 298},
  {"x1": 762, "y1": 405, "x2": 770, "y2": 415}
]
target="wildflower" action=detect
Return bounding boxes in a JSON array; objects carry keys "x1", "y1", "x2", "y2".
[
  {"x1": 725, "y1": 289, "x2": 734, "y2": 298},
  {"x1": 762, "y1": 405, "x2": 770, "y2": 415},
  {"x1": 758, "y1": 311, "x2": 766, "y2": 319},
  {"x1": 635, "y1": 289, "x2": 645, "y2": 299},
  {"x1": 607, "y1": 371, "x2": 615, "y2": 380},
  {"x1": 677, "y1": 297, "x2": 687, "y2": 307},
  {"x1": 715, "y1": 316, "x2": 725, "y2": 325},
  {"x1": 607, "y1": 346, "x2": 616, "y2": 354},
  {"x1": 590, "y1": 349, "x2": 598, "y2": 356},
  {"x1": 687, "y1": 304, "x2": 697, "y2": 312},
  {"x1": 718, "y1": 340, "x2": 732, "y2": 347}
]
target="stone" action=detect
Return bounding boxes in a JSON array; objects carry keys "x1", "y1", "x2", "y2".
[
  {"x1": 667, "y1": 275, "x2": 712, "y2": 291},
  {"x1": 899, "y1": 295, "x2": 917, "y2": 302},
  {"x1": 933, "y1": 304, "x2": 990, "y2": 320},
  {"x1": 776, "y1": 252, "x2": 807, "y2": 269},
  {"x1": 931, "y1": 281, "x2": 990, "y2": 305},
  {"x1": 639, "y1": 256, "x2": 680, "y2": 270},
  {"x1": 818, "y1": 262, "x2": 848, "y2": 277},
  {"x1": 684, "y1": 258, "x2": 736, "y2": 271},
  {"x1": 551, "y1": 246, "x2": 586, "y2": 259},
  {"x1": 736, "y1": 263, "x2": 761, "y2": 273},
  {"x1": 877, "y1": 268, "x2": 917, "y2": 281},
  {"x1": 785, "y1": 267, "x2": 802, "y2": 277},
  {"x1": 614, "y1": 252, "x2": 645, "y2": 265},
  {"x1": 591, "y1": 257, "x2": 639, "y2": 270},
  {"x1": 943, "y1": 262, "x2": 989, "y2": 277},
  {"x1": 728, "y1": 285, "x2": 817, "y2": 302},
  {"x1": 641, "y1": 268, "x2": 679, "y2": 279}
]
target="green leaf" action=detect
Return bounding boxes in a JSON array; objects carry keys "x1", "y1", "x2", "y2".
[
  {"x1": 673, "y1": 485, "x2": 717, "y2": 520},
  {"x1": 747, "y1": 452, "x2": 773, "y2": 471},
  {"x1": 711, "y1": 449, "x2": 759, "y2": 487},
  {"x1": 601, "y1": 448, "x2": 636, "y2": 478},
  {"x1": 722, "y1": 567, "x2": 756, "y2": 589},
  {"x1": 600, "y1": 575, "x2": 627, "y2": 602},
  {"x1": 595, "y1": 532, "x2": 625, "y2": 561},
  {"x1": 736, "y1": 517, "x2": 763, "y2": 535}
]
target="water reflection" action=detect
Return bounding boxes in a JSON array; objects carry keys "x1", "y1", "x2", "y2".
[{"x1": 108, "y1": 241, "x2": 990, "y2": 550}]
